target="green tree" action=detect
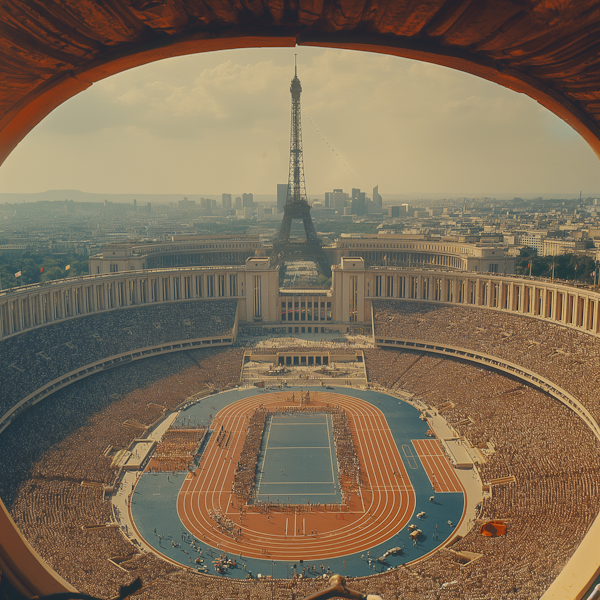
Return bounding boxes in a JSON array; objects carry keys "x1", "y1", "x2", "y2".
[
  {"x1": 316, "y1": 274, "x2": 332, "y2": 288},
  {"x1": 513, "y1": 251, "x2": 596, "y2": 282},
  {"x1": 0, "y1": 250, "x2": 89, "y2": 289}
]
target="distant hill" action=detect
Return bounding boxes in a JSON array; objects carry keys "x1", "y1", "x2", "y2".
[
  {"x1": 0, "y1": 189, "x2": 589, "y2": 206},
  {"x1": 0, "y1": 190, "x2": 278, "y2": 205}
]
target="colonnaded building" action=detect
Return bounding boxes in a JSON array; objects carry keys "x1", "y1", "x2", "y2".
[
  {"x1": 1, "y1": 236, "x2": 600, "y2": 600},
  {"x1": 87, "y1": 234, "x2": 515, "y2": 275}
]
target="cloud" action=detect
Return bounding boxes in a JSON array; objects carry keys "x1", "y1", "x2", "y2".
[{"x1": 38, "y1": 58, "x2": 292, "y2": 141}]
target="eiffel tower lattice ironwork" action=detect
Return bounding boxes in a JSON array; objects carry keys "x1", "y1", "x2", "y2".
[{"x1": 273, "y1": 59, "x2": 332, "y2": 277}]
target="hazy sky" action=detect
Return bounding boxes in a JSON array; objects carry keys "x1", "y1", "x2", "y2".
[{"x1": 0, "y1": 46, "x2": 599, "y2": 198}]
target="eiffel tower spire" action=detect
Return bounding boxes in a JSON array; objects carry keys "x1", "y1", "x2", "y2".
[
  {"x1": 273, "y1": 58, "x2": 332, "y2": 277},
  {"x1": 286, "y1": 55, "x2": 307, "y2": 209}
]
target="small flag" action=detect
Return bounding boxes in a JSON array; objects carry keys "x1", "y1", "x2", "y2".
[
  {"x1": 40, "y1": 267, "x2": 44, "y2": 274},
  {"x1": 591, "y1": 271, "x2": 596, "y2": 278},
  {"x1": 65, "y1": 264, "x2": 70, "y2": 270},
  {"x1": 550, "y1": 264, "x2": 553, "y2": 270},
  {"x1": 527, "y1": 262, "x2": 531, "y2": 268},
  {"x1": 14, "y1": 270, "x2": 21, "y2": 277}
]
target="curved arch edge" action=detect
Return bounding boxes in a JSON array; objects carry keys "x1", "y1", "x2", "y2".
[
  {"x1": 297, "y1": 33, "x2": 600, "y2": 162},
  {"x1": 1, "y1": 31, "x2": 600, "y2": 168},
  {"x1": 0, "y1": 33, "x2": 297, "y2": 167},
  {"x1": 0, "y1": 500, "x2": 77, "y2": 597}
]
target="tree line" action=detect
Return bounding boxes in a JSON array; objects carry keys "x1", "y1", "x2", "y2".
[
  {"x1": 0, "y1": 251, "x2": 89, "y2": 290},
  {"x1": 515, "y1": 249, "x2": 599, "y2": 282}
]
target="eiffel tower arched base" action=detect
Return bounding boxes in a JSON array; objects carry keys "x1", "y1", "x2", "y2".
[
  {"x1": 271, "y1": 240, "x2": 332, "y2": 279},
  {"x1": 274, "y1": 199, "x2": 332, "y2": 278}
]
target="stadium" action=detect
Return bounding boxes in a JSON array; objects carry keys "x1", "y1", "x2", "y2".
[
  {"x1": 2, "y1": 3, "x2": 600, "y2": 600},
  {"x1": 1, "y1": 256, "x2": 600, "y2": 600}
]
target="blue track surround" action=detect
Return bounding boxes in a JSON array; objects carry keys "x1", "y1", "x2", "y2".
[{"x1": 129, "y1": 387, "x2": 465, "y2": 579}]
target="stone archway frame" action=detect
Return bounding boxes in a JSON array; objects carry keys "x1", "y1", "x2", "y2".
[{"x1": 2, "y1": 31, "x2": 600, "y2": 168}]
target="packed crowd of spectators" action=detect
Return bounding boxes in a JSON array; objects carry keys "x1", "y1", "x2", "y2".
[
  {"x1": 9, "y1": 479, "x2": 140, "y2": 596},
  {"x1": 208, "y1": 509, "x2": 241, "y2": 539},
  {"x1": 1, "y1": 346, "x2": 243, "y2": 598},
  {"x1": 365, "y1": 346, "x2": 600, "y2": 599},
  {"x1": 246, "y1": 346, "x2": 332, "y2": 355},
  {"x1": 371, "y1": 299, "x2": 600, "y2": 426},
  {"x1": 148, "y1": 428, "x2": 207, "y2": 473},
  {"x1": 0, "y1": 299, "x2": 238, "y2": 422},
  {"x1": 232, "y1": 408, "x2": 268, "y2": 503},
  {"x1": 5, "y1": 294, "x2": 600, "y2": 600},
  {"x1": 332, "y1": 411, "x2": 362, "y2": 490},
  {"x1": 0, "y1": 346, "x2": 243, "y2": 503},
  {"x1": 131, "y1": 569, "x2": 336, "y2": 600}
]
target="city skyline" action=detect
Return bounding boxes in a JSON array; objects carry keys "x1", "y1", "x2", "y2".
[{"x1": 0, "y1": 46, "x2": 599, "y2": 198}]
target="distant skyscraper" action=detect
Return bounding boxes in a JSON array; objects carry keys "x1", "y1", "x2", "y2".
[
  {"x1": 325, "y1": 188, "x2": 348, "y2": 212},
  {"x1": 351, "y1": 190, "x2": 366, "y2": 216},
  {"x1": 373, "y1": 185, "x2": 382, "y2": 208},
  {"x1": 180, "y1": 196, "x2": 196, "y2": 210},
  {"x1": 242, "y1": 193, "x2": 254, "y2": 208},
  {"x1": 277, "y1": 183, "x2": 287, "y2": 213},
  {"x1": 222, "y1": 193, "x2": 232, "y2": 209}
]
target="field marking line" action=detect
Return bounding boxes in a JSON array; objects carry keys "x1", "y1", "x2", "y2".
[
  {"x1": 256, "y1": 492, "x2": 339, "y2": 497},
  {"x1": 268, "y1": 446, "x2": 331, "y2": 449},
  {"x1": 258, "y1": 480, "x2": 335, "y2": 485},
  {"x1": 269, "y1": 423, "x2": 328, "y2": 426},
  {"x1": 326, "y1": 413, "x2": 337, "y2": 493},
  {"x1": 256, "y1": 416, "x2": 273, "y2": 496}
]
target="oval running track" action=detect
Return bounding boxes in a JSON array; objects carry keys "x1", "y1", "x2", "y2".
[{"x1": 177, "y1": 391, "x2": 417, "y2": 561}]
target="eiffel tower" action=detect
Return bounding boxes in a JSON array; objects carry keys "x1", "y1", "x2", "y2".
[{"x1": 272, "y1": 59, "x2": 332, "y2": 278}]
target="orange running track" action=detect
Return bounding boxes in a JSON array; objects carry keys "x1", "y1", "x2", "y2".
[
  {"x1": 177, "y1": 392, "x2": 416, "y2": 561},
  {"x1": 412, "y1": 439, "x2": 463, "y2": 493}
]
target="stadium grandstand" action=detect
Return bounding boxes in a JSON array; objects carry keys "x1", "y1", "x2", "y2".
[
  {"x1": 1, "y1": 256, "x2": 600, "y2": 600},
  {"x1": 3, "y1": 3, "x2": 600, "y2": 599}
]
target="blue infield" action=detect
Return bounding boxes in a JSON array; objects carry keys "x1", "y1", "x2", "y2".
[
  {"x1": 129, "y1": 387, "x2": 465, "y2": 579},
  {"x1": 254, "y1": 414, "x2": 341, "y2": 505}
]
